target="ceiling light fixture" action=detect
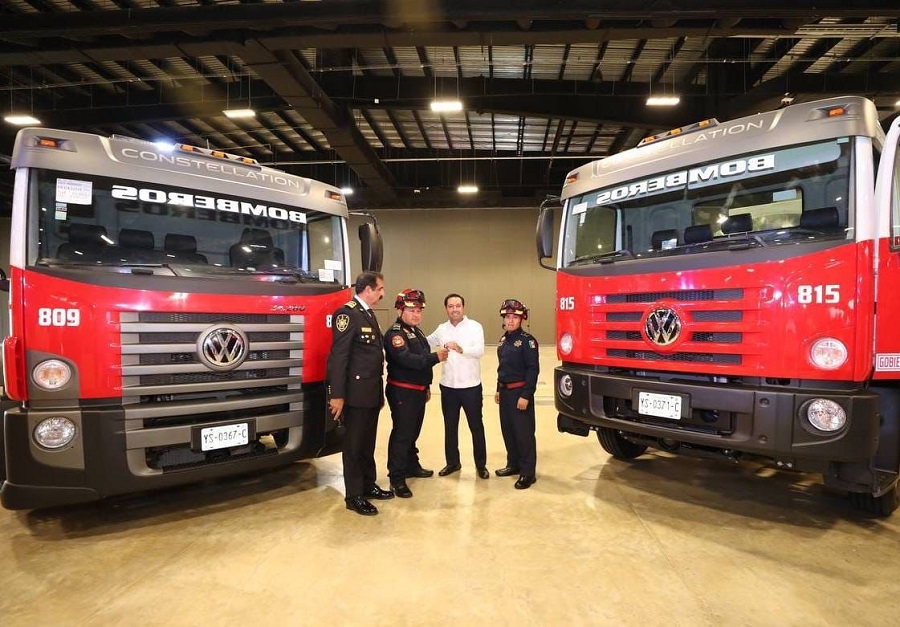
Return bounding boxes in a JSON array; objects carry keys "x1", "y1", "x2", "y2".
[
  {"x1": 646, "y1": 96, "x2": 681, "y2": 107},
  {"x1": 223, "y1": 108, "x2": 256, "y2": 119},
  {"x1": 458, "y1": 184, "x2": 478, "y2": 194},
  {"x1": 4, "y1": 114, "x2": 41, "y2": 126},
  {"x1": 340, "y1": 187, "x2": 354, "y2": 196},
  {"x1": 431, "y1": 100, "x2": 463, "y2": 113}
]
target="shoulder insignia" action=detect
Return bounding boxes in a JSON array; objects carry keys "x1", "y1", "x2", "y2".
[
  {"x1": 345, "y1": 300, "x2": 358, "y2": 308},
  {"x1": 390, "y1": 322, "x2": 402, "y2": 330},
  {"x1": 335, "y1": 313, "x2": 351, "y2": 332},
  {"x1": 391, "y1": 335, "x2": 406, "y2": 348},
  {"x1": 528, "y1": 339, "x2": 537, "y2": 349},
  {"x1": 514, "y1": 339, "x2": 522, "y2": 347}
]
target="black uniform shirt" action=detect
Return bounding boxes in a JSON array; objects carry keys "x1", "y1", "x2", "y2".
[
  {"x1": 384, "y1": 319, "x2": 439, "y2": 385},
  {"x1": 326, "y1": 298, "x2": 384, "y2": 408},
  {"x1": 497, "y1": 328, "x2": 540, "y2": 399}
]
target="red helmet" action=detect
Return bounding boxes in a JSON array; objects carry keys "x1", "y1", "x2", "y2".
[
  {"x1": 395, "y1": 288, "x2": 427, "y2": 310},
  {"x1": 499, "y1": 298, "x2": 528, "y2": 320}
]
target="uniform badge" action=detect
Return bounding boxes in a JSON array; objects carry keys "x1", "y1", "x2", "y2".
[
  {"x1": 514, "y1": 340, "x2": 522, "y2": 347},
  {"x1": 392, "y1": 335, "x2": 405, "y2": 348},
  {"x1": 335, "y1": 314, "x2": 350, "y2": 332},
  {"x1": 529, "y1": 340, "x2": 536, "y2": 349},
  {"x1": 406, "y1": 332, "x2": 416, "y2": 339},
  {"x1": 361, "y1": 327, "x2": 372, "y2": 332}
]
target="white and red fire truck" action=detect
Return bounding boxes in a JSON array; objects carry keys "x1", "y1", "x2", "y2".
[
  {"x1": 538, "y1": 96, "x2": 900, "y2": 515},
  {"x1": 1, "y1": 128, "x2": 382, "y2": 509}
]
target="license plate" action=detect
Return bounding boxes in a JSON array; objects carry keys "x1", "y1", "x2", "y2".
[
  {"x1": 199, "y1": 423, "x2": 250, "y2": 452},
  {"x1": 636, "y1": 391, "x2": 683, "y2": 420}
]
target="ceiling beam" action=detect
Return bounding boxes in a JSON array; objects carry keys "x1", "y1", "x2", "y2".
[{"x1": 2, "y1": 1, "x2": 898, "y2": 42}]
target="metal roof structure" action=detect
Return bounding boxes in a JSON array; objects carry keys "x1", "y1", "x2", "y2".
[{"x1": 2, "y1": 1, "x2": 900, "y2": 211}]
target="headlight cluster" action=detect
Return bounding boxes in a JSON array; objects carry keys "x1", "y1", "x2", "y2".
[
  {"x1": 33, "y1": 416, "x2": 77, "y2": 449},
  {"x1": 559, "y1": 332, "x2": 573, "y2": 356},
  {"x1": 803, "y1": 399, "x2": 847, "y2": 432},
  {"x1": 809, "y1": 338, "x2": 847, "y2": 371},
  {"x1": 32, "y1": 359, "x2": 72, "y2": 390}
]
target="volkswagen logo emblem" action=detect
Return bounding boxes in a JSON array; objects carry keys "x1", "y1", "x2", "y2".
[
  {"x1": 644, "y1": 307, "x2": 682, "y2": 347},
  {"x1": 197, "y1": 324, "x2": 249, "y2": 371}
]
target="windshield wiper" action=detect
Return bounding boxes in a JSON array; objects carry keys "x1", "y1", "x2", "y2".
[{"x1": 572, "y1": 249, "x2": 635, "y2": 265}]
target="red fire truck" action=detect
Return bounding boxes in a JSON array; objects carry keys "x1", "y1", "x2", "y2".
[
  {"x1": 537, "y1": 96, "x2": 900, "y2": 515},
  {"x1": 0, "y1": 128, "x2": 382, "y2": 509}
]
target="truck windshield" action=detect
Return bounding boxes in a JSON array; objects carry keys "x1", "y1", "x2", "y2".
[
  {"x1": 28, "y1": 168, "x2": 347, "y2": 284},
  {"x1": 562, "y1": 138, "x2": 852, "y2": 267}
]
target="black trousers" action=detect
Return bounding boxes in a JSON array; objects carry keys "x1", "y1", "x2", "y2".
[
  {"x1": 386, "y1": 384, "x2": 427, "y2": 483},
  {"x1": 498, "y1": 388, "x2": 536, "y2": 476},
  {"x1": 440, "y1": 383, "x2": 487, "y2": 468},
  {"x1": 341, "y1": 405, "x2": 380, "y2": 501}
]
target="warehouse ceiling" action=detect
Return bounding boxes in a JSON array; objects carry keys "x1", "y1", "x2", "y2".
[{"x1": 2, "y1": 1, "x2": 900, "y2": 212}]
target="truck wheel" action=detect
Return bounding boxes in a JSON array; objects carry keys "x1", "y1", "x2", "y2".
[
  {"x1": 597, "y1": 428, "x2": 647, "y2": 460},
  {"x1": 849, "y1": 481, "x2": 900, "y2": 517}
]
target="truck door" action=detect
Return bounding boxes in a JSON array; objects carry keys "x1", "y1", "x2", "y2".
[{"x1": 873, "y1": 116, "x2": 900, "y2": 380}]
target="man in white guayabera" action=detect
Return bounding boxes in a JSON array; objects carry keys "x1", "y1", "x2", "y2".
[{"x1": 427, "y1": 294, "x2": 489, "y2": 480}]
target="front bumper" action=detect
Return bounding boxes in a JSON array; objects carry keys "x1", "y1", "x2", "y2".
[{"x1": 555, "y1": 365, "x2": 880, "y2": 465}]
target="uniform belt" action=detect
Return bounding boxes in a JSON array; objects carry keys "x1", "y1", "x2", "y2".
[
  {"x1": 499, "y1": 381, "x2": 526, "y2": 389},
  {"x1": 387, "y1": 379, "x2": 427, "y2": 392}
]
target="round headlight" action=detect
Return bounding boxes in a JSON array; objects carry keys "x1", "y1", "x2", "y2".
[
  {"x1": 32, "y1": 359, "x2": 72, "y2": 391},
  {"x1": 805, "y1": 399, "x2": 847, "y2": 432},
  {"x1": 558, "y1": 374, "x2": 573, "y2": 398},
  {"x1": 809, "y1": 337, "x2": 847, "y2": 370},
  {"x1": 559, "y1": 332, "x2": 574, "y2": 356},
  {"x1": 33, "y1": 416, "x2": 77, "y2": 449}
]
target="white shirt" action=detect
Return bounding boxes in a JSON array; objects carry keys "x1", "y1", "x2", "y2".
[{"x1": 427, "y1": 316, "x2": 485, "y2": 389}]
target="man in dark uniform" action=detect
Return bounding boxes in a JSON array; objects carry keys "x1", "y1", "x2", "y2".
[
  {"x1": 326, "y1": 271, "x2": 393, "y2": 516},
  {"x1": 494, "y1": 298, "x2": 540, "y2": 489},
  {"x1": 383, "y1": 289, "x2": 449, "y2": 498}
]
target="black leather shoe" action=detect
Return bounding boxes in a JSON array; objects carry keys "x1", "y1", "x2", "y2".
[
  {"x1": 364, "y1": 484, "x2": 394, "y2": 500},
  {"x1": 514, "y1": 475, "x2": 536, "y2": 490},
  {"x1": 477, "y1": 467, "x2": 490, "y2": 479},
  {"x1": 345, "y1": 496, "x2": 378, "y2": 515},
  {"x1": 409, "y1": 467, "x2": 434, "y2": 478},
  {"x1": 438, "y1": 463, "x2": 462, "y2": 477},
  {"x1": 392, "y1": 482, "x2": 413, "y2": 498},
  {"x1": 495, "y1": 466, "x2": 520, "y2": 477}
]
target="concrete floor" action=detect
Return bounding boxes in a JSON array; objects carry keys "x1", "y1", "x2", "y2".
[{"x1": 2, "y1": 346, "x2": 900, "y2": 625}]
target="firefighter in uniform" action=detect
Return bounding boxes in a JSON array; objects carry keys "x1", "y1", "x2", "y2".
[
  {"x1": 383, "y1": 289, "x2": 449, "y2": 498},
  {"x1": 494, "y1": 298, "x2": 540, "y2": 489},
  {"x1": 326, "y1": 271, "x2": 393, "y2": 516}
]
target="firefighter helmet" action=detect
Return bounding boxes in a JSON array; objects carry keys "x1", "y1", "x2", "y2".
[
  {"x1": 499, "y1": 298, "x2": 528, "y2": 320},
  {"x1": 395, "y1": 288, "x2": 427, "y2": 310}
]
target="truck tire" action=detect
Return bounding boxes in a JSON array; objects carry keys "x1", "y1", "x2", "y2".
[
  {"x1": 597, "y1": 427, "x2": 647, "y2": 460},
  {"x1": 849, "y1": 481, "x2": 900, "y2": 517}
]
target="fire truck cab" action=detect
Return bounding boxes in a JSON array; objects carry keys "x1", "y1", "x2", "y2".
[
  {"x1": 1, "y1": 128, "x2": 382, "y2": 509},
  {"x1": 538, "y1": 96, "x2": 900, "y2": 516}
]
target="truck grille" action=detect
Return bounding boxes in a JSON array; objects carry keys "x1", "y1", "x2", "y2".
[
  {"x1": 592, "y1": 287, "x2": 760, "y2": 369},
  {"x1": 119, "y1": 311, "x2": 305, "y2": 473}
]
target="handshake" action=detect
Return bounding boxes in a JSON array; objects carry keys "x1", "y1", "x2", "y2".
[{"x1": 435, "y1": 341, "x2": 462, "y2": 362}]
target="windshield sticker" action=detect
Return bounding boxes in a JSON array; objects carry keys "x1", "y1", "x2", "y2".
[
  {"x1": 318, "y1": 268, "x2": 335, "y2": 282},
  {"x1": 572, "y1": 202, "x2": 588, "y2": 215},
  {"x1": 110, "y1": 185, "x2": 307, "y2": 226},
  {"x1": 595, "y1": 155, "x2": 776, "y2": 207},
  {"x1": 323, "y1": 259, "x2": 342, "y2": 270},
  {"x1": 56, "y1": 178, "x2": 93, "y2": 205},
  {"x1": 54, "y1": 202, "x2": 68, "y2": 221}
]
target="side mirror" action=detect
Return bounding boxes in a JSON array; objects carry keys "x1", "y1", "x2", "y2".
[
  {"x1": 358, "y1": 222, "x2": 383, "y2": 273},
  {"x1": 536, "y1": 205, "x2": 555, "y2": 270},
  {"x1": 0, "y1": 268, "x2": 8, "y2": 293}
]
